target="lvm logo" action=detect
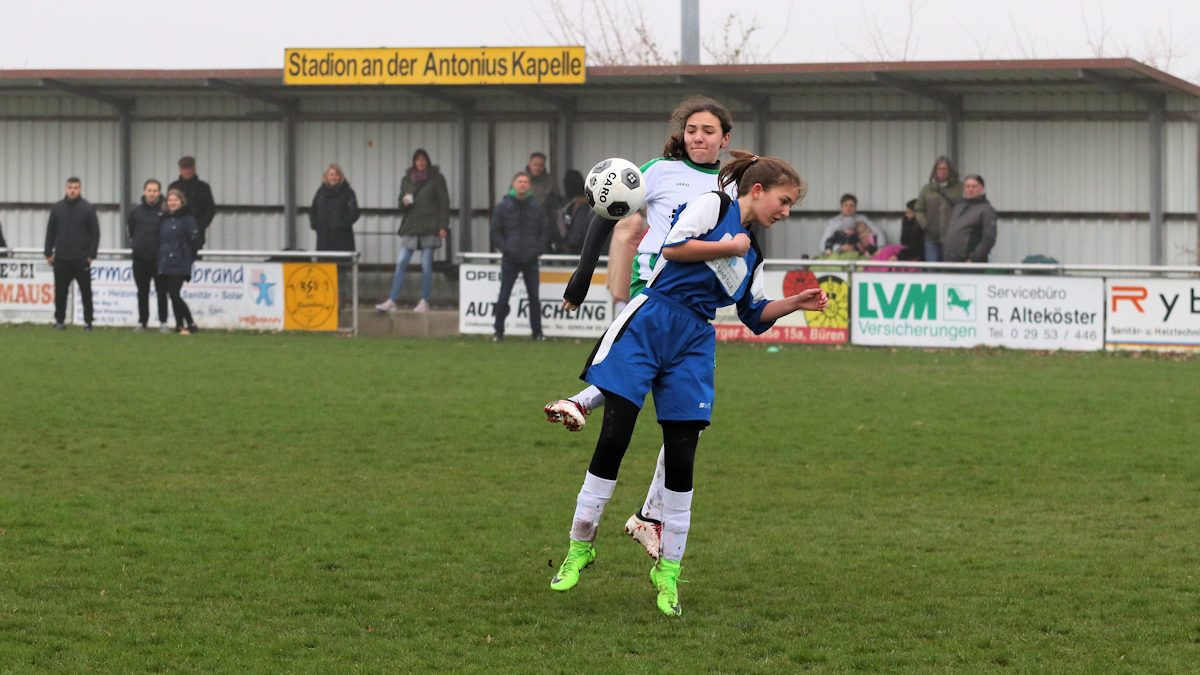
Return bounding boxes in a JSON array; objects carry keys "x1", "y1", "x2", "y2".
[
  {"x1": 858, "y1": 282, "x2": 976, "y2": 321},
  {"x1": 944, "y1": 284, "x2": 976, "y2": 321}
]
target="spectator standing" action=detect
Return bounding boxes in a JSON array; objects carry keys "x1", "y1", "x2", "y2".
[
  {"x1": 168, "y1": 156, "x2": 216, "y2": 248},
  {"x1": 553, "y1": 169, "x2": 592, "y2": 255},
  {"x1": 44, "y1": 177, "x2": 99, "y2": 330},
  {"x1": 309, "y1": 163, "x2": 360, "y2": 307},
  {"x1": 820, "y1": 193, "x2": 885, "y2": 252},
  {"x1": 376, "y1": 149, "x2": 449, "y2": 313},
  {"x1": 526, "y1": 151, "x2": 563, "y2": 222},
  {"x1": 944, "y1": 174, "x2": 998, "y2": 264},
  {"x1": 489, "y1": 171, "x2": 549, "y2": 341},
  {"x1": 900, "y1": 198, "x2": 924, "y2": 258},
  {"x1": 914, "y1": 156, "x2": 963, "y2": 262},
  {"x1": 0, "y1": 219, "x2": 7, "y2": 252},
  {"x1": 126, "y1": 179, "x2": 169, "y2": 332},
  {"x1": 158, "y1": 188, "x2": 201, "y2": 334}
]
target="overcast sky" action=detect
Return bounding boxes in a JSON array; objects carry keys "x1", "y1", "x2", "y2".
[{"x1": 2, "y1": 0, "x2": 1197, "y2": 83}]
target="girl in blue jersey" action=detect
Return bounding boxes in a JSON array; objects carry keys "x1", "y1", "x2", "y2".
[
  {"x1": 549, "y1": 151, "x2": 828, "y2": 617},
  {"x1": 546, "y1": 97, "x2": 733, "y2": 558}
]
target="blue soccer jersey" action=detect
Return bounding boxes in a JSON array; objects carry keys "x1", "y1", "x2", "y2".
[
  {"x1": 582, "y1": 191, "x2": 777, "y2": 422},
  {"x1": 647, "y1": 191, "x2": 774, "y2": 333}
]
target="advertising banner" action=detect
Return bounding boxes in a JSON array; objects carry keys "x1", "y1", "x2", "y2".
[
  {"x1": 284, "y1": 47, "x2": 585, "y2": 86},
  {"x1": 79, "y1": 261, "x2": 287, "y2": 330},
  {"x1": 1106, "y1": 279, "x2": 1200, "y2": 351},
  {"x1": 714, "y1": 268, "x2": 849, "y2": 344},
  {"x1": 283, "y1": 262, "x2": 339, "y2": 331},
  {"x1": 0, "y1": 259, "x2": 56, "y2": 323},
  {"x1": 459, "y1": 263, "x2": 613, "y2": 338},
  {"x1": 852, "y1": 273, "x2": 1104, "y2": 351}
]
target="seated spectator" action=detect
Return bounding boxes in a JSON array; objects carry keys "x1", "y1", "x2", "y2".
[
  {"x1": 820, "y1": 193, "x2": 885, "y2": 253},
  {"x1": 853, "y1": 220, "x2": 877, "y2": 256},
  {"x1": 865, "y1": 244, "x2": 922, "y2": 272}
]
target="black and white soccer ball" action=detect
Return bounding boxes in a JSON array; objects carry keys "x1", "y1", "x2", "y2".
[{"x1": 584, "y1": 158, "x2": 646, "y2": 219}]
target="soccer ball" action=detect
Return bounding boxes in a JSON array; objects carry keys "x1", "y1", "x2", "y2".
[{"x1": 584, "y1": 158, "x2": 645, "y2": 219}]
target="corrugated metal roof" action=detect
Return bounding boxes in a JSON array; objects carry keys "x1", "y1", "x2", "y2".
[{"x1": 1, "y1": 58, "x2": 1197, "y2": 104}]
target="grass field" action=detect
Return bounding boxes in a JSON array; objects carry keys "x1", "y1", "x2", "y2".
[{"x1": 2, "y1": 323, "x2": 1198, "y2": 672}]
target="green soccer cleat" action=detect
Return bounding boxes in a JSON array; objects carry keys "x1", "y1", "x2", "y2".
[
  {"x1": 550, "y1": 540, "x2": 597, "y2": 591},
  {"x1": 649, "y1": 558, "x2": 686, "y2": 617}
]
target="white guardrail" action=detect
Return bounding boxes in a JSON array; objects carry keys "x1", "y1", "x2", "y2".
[{"x1": 458, "y1": 252, "x2": 1200, "y2": 351}]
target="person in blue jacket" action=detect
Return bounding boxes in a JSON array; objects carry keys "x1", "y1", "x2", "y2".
[
  {"x1": 158, "y1": 188, "x2": 201, "y2": 334},
  {"x1": 548, "y1": 150, "x2": 828, "y2": 617}
]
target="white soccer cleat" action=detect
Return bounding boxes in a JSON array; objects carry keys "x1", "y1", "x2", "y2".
[
  {"x1": 544, "y1": 399, "x2": 588, "y2": 432},
  {"x1": 624, "y1": 513, "x2": 662, "y2": 559}
]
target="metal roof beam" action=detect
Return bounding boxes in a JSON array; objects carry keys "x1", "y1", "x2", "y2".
[
  {"x1": 676, "y1": 75, "x2": 768, "y2": 110},
  {"x1": 206, "y1": 78, "x2": 295, "y2": 111},
  {"x1": 870, "y1": 72, "x2": 960, "y2": 109},
  {"x1": 409, "y1": 86, "x2": 474, "y2": 111},
  {"x1": 40, "y1": 78, "x2": 131, "y2": 110},
  {"x1": 501, "y1": 86, "x2": 572, "y2": 108},
  {"x1": 1079, "y1": 69, "x2": 1165, "y2": 108},
  {"x1": 873, "y1": 71, "x2": 963, "y2": 165}
]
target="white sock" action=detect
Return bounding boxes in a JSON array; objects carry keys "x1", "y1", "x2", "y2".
[
  {"x1": 570, "y1": 472, "x2": 616, "y2": 542},
  {"x1": 660, "y1": 488, "x2": 693, "y2": 562},
  {"x1": 569, "y1": 385, "x2": 606, "y2": 412},
  {"x1": 639, "y1": 446, "x2": 666, "y2": 522}
]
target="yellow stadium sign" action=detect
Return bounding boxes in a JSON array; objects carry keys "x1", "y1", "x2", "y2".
[{"x1": 284, "y1": 47, "x2": 585, "y2": 86}]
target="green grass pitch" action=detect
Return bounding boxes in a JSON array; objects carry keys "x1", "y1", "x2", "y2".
[{"x1": 1, "y1": 324, "x2": 1198, "y2": 672}]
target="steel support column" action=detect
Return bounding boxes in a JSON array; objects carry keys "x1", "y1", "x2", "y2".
[
  {"x1": 40, "y1": 78, "x2": 133, "y2": 243},
  {"x1": 1081, "y1": 70, "x2": 1168, "y2": 265}
]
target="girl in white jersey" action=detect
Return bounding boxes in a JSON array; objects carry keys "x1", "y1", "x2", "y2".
[{"x1": 546, "y1": 96, "x2": 733, "y2": 559}]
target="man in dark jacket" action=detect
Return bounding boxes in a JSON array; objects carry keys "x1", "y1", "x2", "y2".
[
  {"x1": 490, "y1": 171, "x2": 549, "y2": 341},
  {"x1": 943, "y1": 174, "x2": 998, "y2": 263},
  {"x1": 168, "y1": 156, "x2": 216, "y2": 248},
  {"x1": 44, "y1": 177, "x2": 100, "y2": 330},
  {"x1": 126, "y1": 179, "x2": 168, "y2": 332}
]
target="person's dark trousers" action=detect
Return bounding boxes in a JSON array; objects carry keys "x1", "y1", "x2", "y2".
[
  {"x1": 163, "y1": 276, "x2": 194, "y2": 328},
  {"x1": 493, "y1": 258, "x2": 543, "y2": 337},
  {"x1": 132, "y1": 255, "x2": 168, "y2": 325},
  {"x1": 53, "y1": 258, "x2": 93, "y2": 325}
]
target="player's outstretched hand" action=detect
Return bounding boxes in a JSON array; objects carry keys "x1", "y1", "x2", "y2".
[
  {"x1": 794, "y1": 288, "x2": 828, "y2": 313},
  {"x1": 562, "y1": 299, "x2": 579, "y2": 311}
]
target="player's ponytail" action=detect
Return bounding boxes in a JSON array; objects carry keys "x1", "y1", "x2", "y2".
[
  {"x1": 719, "y1": 150, "x2": 807, "y2": 201},
  {"x1": 661, "y1": 96, "x2": 733, "y2": 159}
]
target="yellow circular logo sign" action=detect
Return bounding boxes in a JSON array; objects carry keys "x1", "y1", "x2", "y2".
[{"x1": 284, "y1": 263, "x2": 338, "y2": 330}]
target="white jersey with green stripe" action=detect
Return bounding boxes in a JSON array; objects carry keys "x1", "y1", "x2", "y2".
[{"x1": 637, "y1": 157, "x2": 731, "y2": 256}]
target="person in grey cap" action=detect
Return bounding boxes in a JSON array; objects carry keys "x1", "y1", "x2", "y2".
[{"x1": 168, "y1": 156, "x2": 216, "y2": 248}]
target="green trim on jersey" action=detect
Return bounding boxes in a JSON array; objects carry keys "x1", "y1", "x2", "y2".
[
  {"x1": 629, "y1": 253, "x2": 658, "y2": 297},
  {"x1": 639, "y1": 157, "x2": 721, "y2": 175}
]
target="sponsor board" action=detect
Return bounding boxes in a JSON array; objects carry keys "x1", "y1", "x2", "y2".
[
  {"x1": 852, "y1": 273, "x2": 1104, "y2": 351},
  {"x1": 78, "y1": 261, "x2": 286, "y2": 330},
  {"x1": 1106, "y1": 279, "x2": 1200, "y2": 351},
  {"x1": 283, "y1": 262, "x2": 339, "y2": 331},
  {"x1": 714, "y1": 269, "x2": 849, "y2": 344},
  {"x1": 459, "y1": 263, "x2": 613, "y2": 337},
  {"x1": 0, "y1": 260, "x2": 56, "y2": 323}
]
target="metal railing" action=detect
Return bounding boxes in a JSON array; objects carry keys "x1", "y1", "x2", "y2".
[{"x1": 2, "y1": 247, "x2": 361, "y2": 335}]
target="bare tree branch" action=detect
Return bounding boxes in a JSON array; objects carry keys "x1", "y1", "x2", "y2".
[
  {"x1": 702, "y1": 13, "x2": 766, "y2": 64},
  {"x1": 841, "y1": 0, "x2": 924, "y2": 62}
]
